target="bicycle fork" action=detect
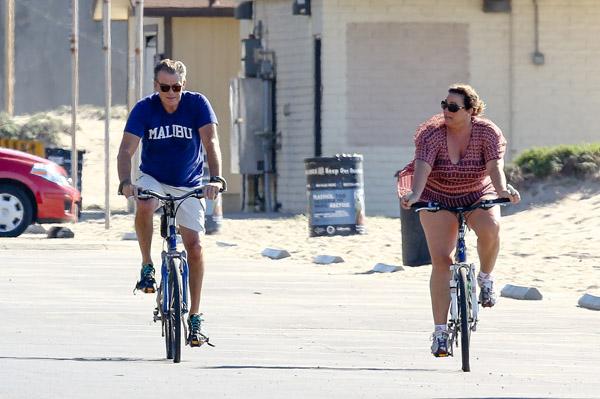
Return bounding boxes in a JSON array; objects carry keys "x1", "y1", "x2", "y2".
[{"x1": 448, "y1": 263, "x2": 479, "y2": 352}]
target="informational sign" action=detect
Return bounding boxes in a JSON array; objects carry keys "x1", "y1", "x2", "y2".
[{"x1": 304, "y1": 155, "x2": 365, "y2": 237}]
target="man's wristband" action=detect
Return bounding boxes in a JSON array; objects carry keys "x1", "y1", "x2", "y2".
[
  {"x1": 118, "y1": 179, "x2": 131, "y2": 195},
  {"x1": 209, "y1": 175, "x2": 227, "y2": 192}
]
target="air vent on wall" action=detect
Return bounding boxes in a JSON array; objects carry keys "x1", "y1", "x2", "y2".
[
  {"x1": 292, "y1": 0, "x2": 311, "y2": 16},
  {"x1": 483, "y1": 0, "x2": 511, "y2": 13}
]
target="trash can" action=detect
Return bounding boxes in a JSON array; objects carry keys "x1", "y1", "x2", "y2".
[
  {"x1": 399, "y1": 203, "x2": 431, "y2": 267},
  {"x1": 304, "y1": 154, "x2": 366, "y2": 237},
  {"x1": 45, "y1": 147, "x2": 85, "y2": 192}
]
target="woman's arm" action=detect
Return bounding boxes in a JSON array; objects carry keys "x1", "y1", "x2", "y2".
[
  {"x1": 400, "y1": 160, "x2": 432, "y2": 208},
  {"x1": 486, "y1": 158, "x2": 520, "y2": 203}
]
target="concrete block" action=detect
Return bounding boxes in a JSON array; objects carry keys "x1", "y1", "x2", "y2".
[
  {"x1": 122, "y1": 232, "x2": 137, "y2": 241},
  {"x1": 371, "y1": 263, "x2": 404, "y2": 273},
  {"x1": 216, "y1": 241, "x2": 238, "y2": 247},
  {"x1": 25, "y1": 224, "x2": 46, "y2": 234},
  {"x1": 313, "y1": 255, "x2": 344, "y2": 265},
  {"x1": 47, "y1": 226, "x2": 74, "y2": 239},
  {"x1": 261, "y1": 248, "x2": 291, "y2": 260},
  {"x1": 500, "y1": 284, "x2": 543, "y2": 300},
  {"x1": 578, "y1": 293, "x2": 600, "y2": 311}
]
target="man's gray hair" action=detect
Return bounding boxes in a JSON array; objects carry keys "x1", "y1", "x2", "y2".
[{"x1": 154, "y1": 59, "x2": 187, "y2": 81}]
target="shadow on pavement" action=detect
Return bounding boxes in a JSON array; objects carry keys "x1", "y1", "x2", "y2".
[
  {"x1": 0, "y1": 356, "x2": 164, "y2": 362},
  {"x1": 199, "y1": 365, "x2": 442, "y2": 372}
]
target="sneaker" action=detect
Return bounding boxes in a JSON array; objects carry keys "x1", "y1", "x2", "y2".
[
  {"x1": 431, "y1": 330, "x2": 450, "y2": 357},
  {"x1": 187, "y1": 313, "x2": 210, "y2": 347},
  {"x1": 479, "y1": 279, "x2": 497, "y2": 308},
  {"x1": 135, "y1": 264, "x2": 156, "y2": 293}
]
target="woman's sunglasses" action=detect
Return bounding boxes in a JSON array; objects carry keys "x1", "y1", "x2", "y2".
[
  {"x1": 441, "y1": 100, "x2": 465, "y2": 113},
  {"x1": 157, "y1": 82, "x2": 183, "y2": 93}
]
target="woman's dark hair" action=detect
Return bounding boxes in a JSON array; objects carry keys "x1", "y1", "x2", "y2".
[{"x1": 448, "y1": 83, "x2": 486, "y2": 116}]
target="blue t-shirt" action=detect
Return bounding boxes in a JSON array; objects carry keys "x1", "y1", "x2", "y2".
[{"x1": 124, "y1": 92, "x2": 218, "y2": 187}]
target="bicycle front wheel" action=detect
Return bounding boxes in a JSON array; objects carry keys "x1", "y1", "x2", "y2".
[
  {"x1": 168, "y1": 258, "x2": 183, "y2": 363},
  {"x1": 458, "y1": 266, "x2": 471, "y2": 372}
]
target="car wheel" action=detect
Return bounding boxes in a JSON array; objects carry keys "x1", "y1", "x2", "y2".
[{"x1": 0, "y1": 184, "x2": 34, "y2": 237}]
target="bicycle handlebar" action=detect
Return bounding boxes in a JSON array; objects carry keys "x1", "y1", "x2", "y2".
[
  {"x1": 411, "y1": 197, "x2": 511, "y2": 213},
  {"x1": 137, "y1": 188, "x2": 205, "y2": 202}
]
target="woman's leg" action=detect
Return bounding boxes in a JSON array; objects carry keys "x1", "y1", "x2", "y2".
[
  {"x1": 419, "y1": 211, "x2": 458, "y2": 325},
  {"x1": 467, "y1": 206, "x2": 501, "y2": 307},
  {"x1": 467, "y1": 206, "x2": 501, "y2": 274}
]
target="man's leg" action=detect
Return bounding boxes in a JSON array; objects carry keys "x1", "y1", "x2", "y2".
[
  {"x1": 135, "y1": 198, "x2": 158, "y2": 265},
  {"x1": 133, "y1": 197, "x2": 159, "y2": 293},
  {"x1": 180, "y1": 226, "x2": 204, "y2": 314}
]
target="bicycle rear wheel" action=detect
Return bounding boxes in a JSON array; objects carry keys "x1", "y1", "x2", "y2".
[
  {"x1": 168, "y1": 258, "x2": 183, "y2": 363},
  {"x1": 458, "y1": 266, "x2": 471, "y2": 372}
]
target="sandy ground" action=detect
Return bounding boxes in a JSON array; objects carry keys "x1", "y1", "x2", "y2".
[{"x1": 8, "y1": 108, "x2": 600, "y2": 300}]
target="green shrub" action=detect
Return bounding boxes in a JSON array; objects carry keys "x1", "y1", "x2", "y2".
[
  {"x1": 0, "y1": 112, "x2": 19, "y2": 139},
  {"x1": 513, "y1": 143, "x2": 600, "y2": 179},
  {"x1": 18, "y1": 113, "x2": 71, "y2": 146}
]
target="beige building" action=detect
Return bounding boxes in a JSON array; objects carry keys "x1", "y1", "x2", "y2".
[{"x1": 242, "y1": 0, "x2": 600, "y2": 216}]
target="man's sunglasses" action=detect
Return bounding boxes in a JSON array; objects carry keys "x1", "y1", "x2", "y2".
[
  {"x1": 157, "y1": 82, "x2": 183, "y2": 93},
  {"x1": 441, "y1": 100, "x2": 465, "y2": 113}
]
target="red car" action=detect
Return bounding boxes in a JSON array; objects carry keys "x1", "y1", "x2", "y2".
[{"x1": 0, "y1": 148, "x2": 81, "y2": 237}]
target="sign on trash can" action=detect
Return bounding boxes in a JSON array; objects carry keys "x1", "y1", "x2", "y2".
[{"x1": 304, "y1": 154, "x2": 366, "y2": 237}]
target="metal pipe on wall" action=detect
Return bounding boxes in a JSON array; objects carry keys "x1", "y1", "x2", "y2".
[
  {"x1": 5, "y1": 0, "x2": 15, "y2": 115},
  {"x1": 71, "y1": 0, "x2": 79, "y2": 194},
  {"x1": 103, "y1": 0, "x2": 112, "y2": 229}
]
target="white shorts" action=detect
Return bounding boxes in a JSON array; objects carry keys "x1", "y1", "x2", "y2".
[{"x1": 136, "y1": 172, "x2": 206, "y2": 233}]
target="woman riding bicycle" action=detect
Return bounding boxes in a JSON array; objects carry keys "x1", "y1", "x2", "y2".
[{"x1": 398, "y1": 84, "x2": 521, "y2": 357}]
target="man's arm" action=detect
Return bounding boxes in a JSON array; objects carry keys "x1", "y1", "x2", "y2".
[
  {"x1": 117, "y1": 132, "x2": 141, "y2": 197},
  {"x1": 199, "y1": 123, "x2": 223, "y2": 199}
]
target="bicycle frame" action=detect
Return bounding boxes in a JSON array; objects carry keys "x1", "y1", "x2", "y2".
[
  {"x1": 413, "y1": 198, "x2": 510, "y2": 365},
  {"x1": 449, "y1": 210, "x2": 479, "y2": 330},
  {"x1": 141, "y1": 189, "x2": 205, "y2": 358},
  {"x1": 159, "y1": 197, "x2": 190, "y2": 318}
]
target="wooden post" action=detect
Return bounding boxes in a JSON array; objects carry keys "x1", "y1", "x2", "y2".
[
  {"x1": 70, "y1": 0, "x2": 79, "y2": 195},
  {"x1": 103, "y1": 0, "x2": 111, "y2": 229},
  {"x1": 128, "y1": 0, "x2": 144, "y2": 213},
  {"x1": 5, "y1": 0, "x2": 14, "y2": 115}
]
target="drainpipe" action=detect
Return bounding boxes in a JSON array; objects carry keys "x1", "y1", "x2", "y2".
[
  {"x1": 531, "y1": 0, "x2": 544, "y2": 65},
  {"x1": 508, "y1": 2, "x2": 515, "y2": 160}
]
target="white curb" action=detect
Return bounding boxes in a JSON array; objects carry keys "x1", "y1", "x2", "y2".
[
  {"x1": 313, "y1": 255, "x2": 344, "y2": 264},
  {"x1": 261, "y1": 248, "x2": 291, "y2": 260},
  {"x1": 500, "y1": 284, "x2": 543, "y2": 300},
  {"x1": 578, "y1": 293, "x2": 600, "y2": 311}
]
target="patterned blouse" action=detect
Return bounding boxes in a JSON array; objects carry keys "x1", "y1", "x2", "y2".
[{"x1": 397, "y1": 113, "x2": 507, "y2": 207}]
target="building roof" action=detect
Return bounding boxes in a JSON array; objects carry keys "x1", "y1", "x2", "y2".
[{"x1": 93, "y1": 0, "x2": 236, "y2": 21}]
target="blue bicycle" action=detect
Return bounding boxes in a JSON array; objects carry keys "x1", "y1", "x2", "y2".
[
  {"x1": 138, "y1": 188, "x2": 215, "y2": 363},
  {"x1": 412, "y1": 197, "x2": 510, "y2": 372}
]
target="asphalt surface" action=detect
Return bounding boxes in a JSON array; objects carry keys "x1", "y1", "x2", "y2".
[{"x1": 1, "y1": 241, "x2": 598, "y2": 398}]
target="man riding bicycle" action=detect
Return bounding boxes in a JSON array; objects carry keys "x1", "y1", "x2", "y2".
[{"x1": 117, "y1": 59, "x2": 225, "y2": 347}]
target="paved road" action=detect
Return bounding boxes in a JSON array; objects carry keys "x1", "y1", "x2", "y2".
[{"x1": 1, "y1": 241, "x2": 598, "y2": 398}]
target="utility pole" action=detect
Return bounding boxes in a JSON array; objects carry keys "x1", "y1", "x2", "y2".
[
  {"x1": 127, "y1": 0, "x2": 144, "y2": 213},
  {"x1": 70, "y1": 0, "x2": 79, "y2": 196},
  {"x1": 103, "y1": 0, "x2": 111, "y2": 229},
  {"x1": 5, "y1": 0, "x2": 15, "y2": 115}
]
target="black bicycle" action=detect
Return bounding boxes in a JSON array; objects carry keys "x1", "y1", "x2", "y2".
[
  {"x1": 412, "y1": 197, "x2": 510, "y2": 372},
  {"x1": 138, "y1": 188, "x2": 215, "y2": 363}
]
